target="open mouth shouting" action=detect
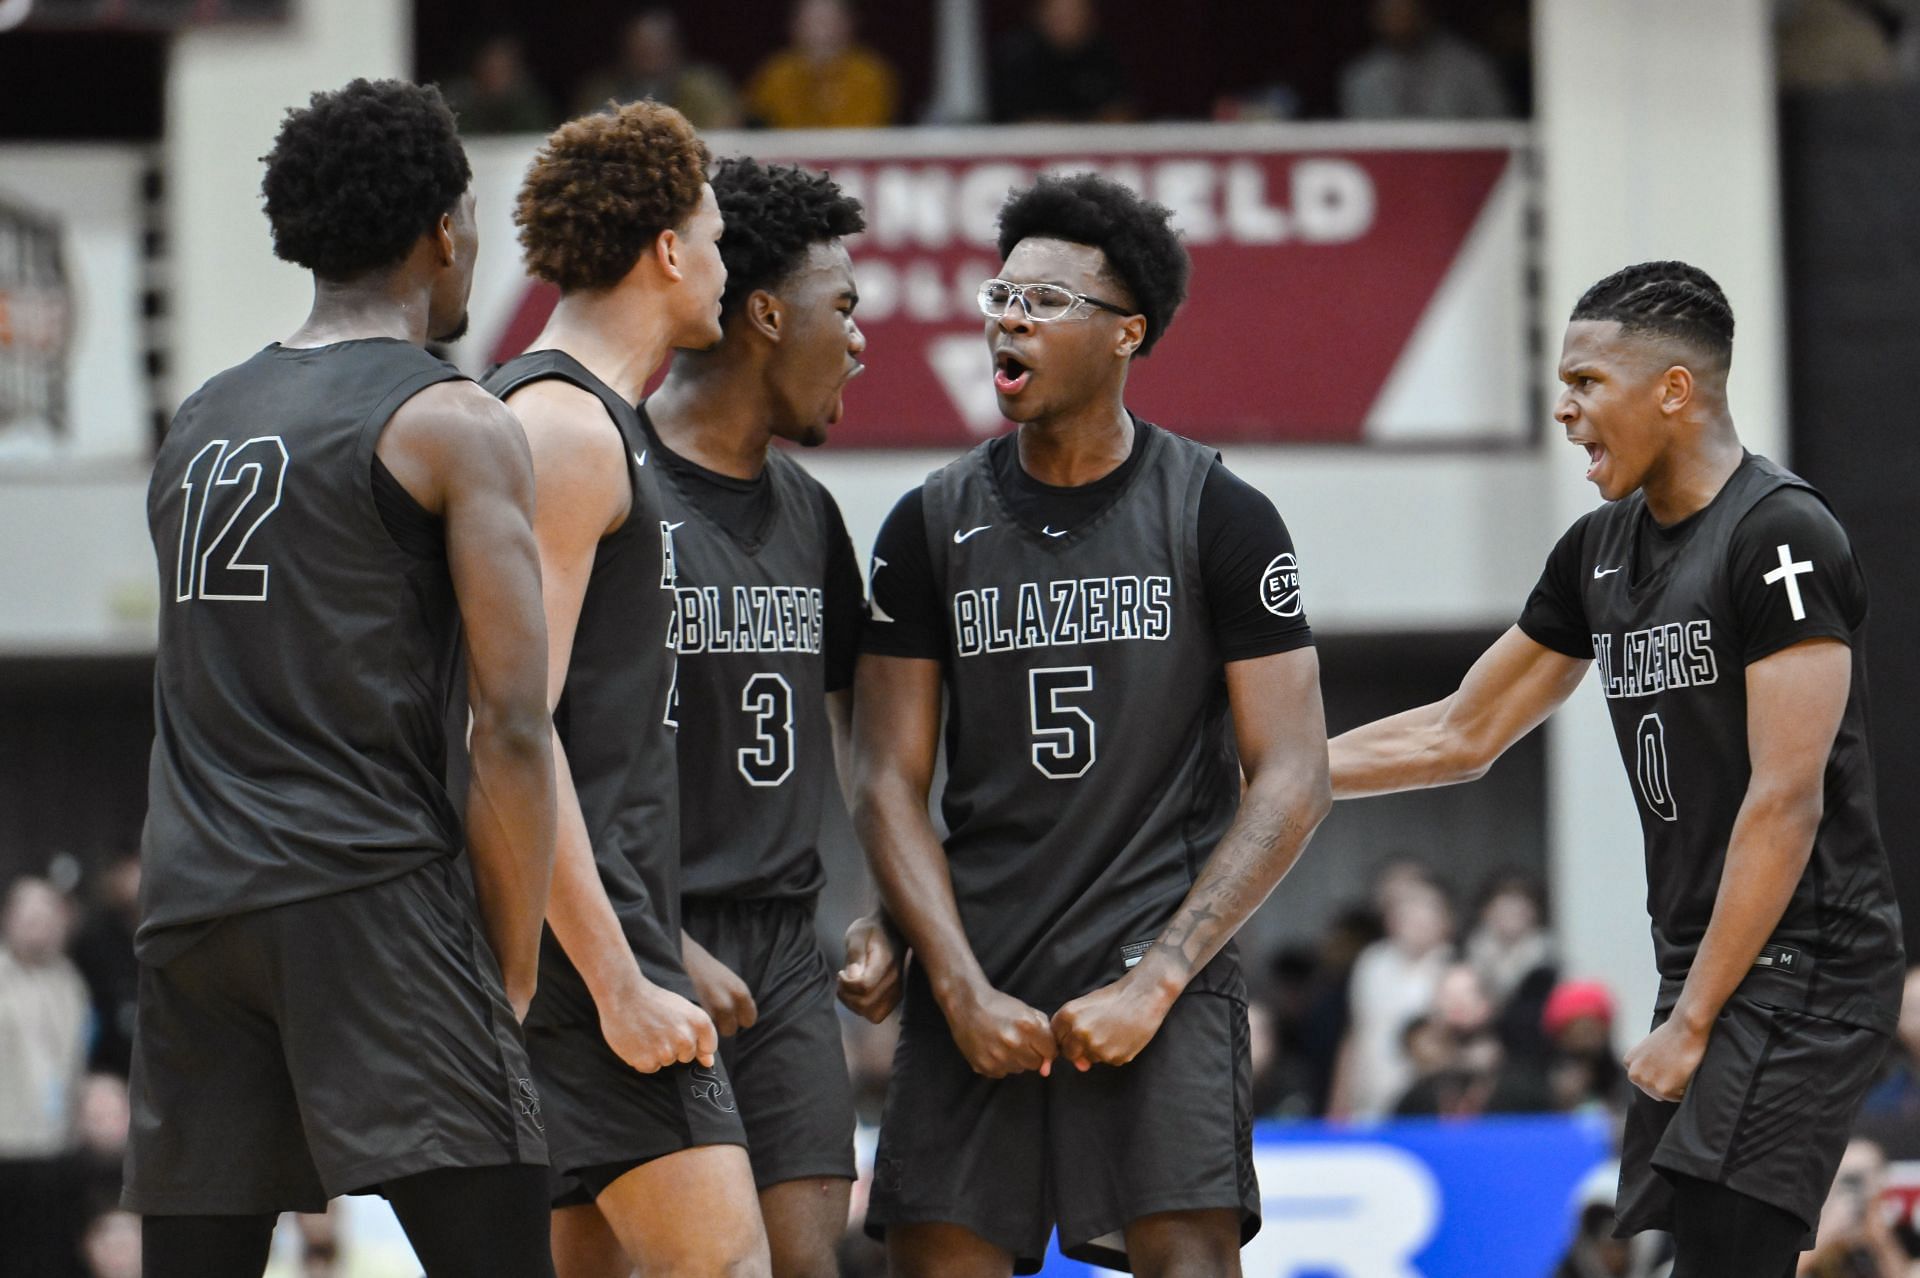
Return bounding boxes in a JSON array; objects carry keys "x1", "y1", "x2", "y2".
[{"x1": 994, "y1": 349, "x2": 1033, "y2": 396}]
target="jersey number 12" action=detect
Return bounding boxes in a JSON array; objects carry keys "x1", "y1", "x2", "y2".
[{"x1": 174, "y1": 436, "x2": 290, "y2": 603}]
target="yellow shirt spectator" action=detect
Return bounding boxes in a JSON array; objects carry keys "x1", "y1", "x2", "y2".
[{"x1": 747, "y1": 44, "x2": 898, "y2": 128}]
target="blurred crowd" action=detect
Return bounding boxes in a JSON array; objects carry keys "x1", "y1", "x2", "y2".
[
  {"x1": 15, "y1": 849, "x2": 1920, "y2": 1274},
  {"x1": 431, "y1": 0, "x2": 1920, "y2": 140}
]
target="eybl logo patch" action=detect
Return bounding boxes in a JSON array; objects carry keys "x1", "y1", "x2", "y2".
[{"x1": 1260, "y1": 553, "x2": 1302, "y2": 618}]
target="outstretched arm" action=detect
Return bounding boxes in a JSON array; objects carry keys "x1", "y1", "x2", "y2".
[
  {"x1": 1052, "y1": 646, "x2": 1332, "y2": 1068},
  {"x1": 850, "y1": 653, "x2": 1055, "y2": 1076},
  {"x1": 1625, "y1": 638, "x2": 1852, "y2": 1101},
  {"x1": 380, "y1": 382, "x2": 555, "y2": 1021},
  {"x1": 1330, "y1": 625, "x2": 1590, "y2": 798}
]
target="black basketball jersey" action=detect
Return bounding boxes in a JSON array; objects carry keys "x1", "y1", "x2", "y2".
[
  {"x1": 919, "y1": 421, "x2": 1245, "y2": 1009},
  {"x1": 1521, "y1": 453, "x2": 1902, "y2": 1032},
  {"x1": 481, "y1": 351, "x2": 687, "y2": 989},
  {"x1": 643, "y1": 412, "x2": 837, "y2": 903},
  {"x1": 138, "y1": 339, "x2": 468, "y2": 962}
]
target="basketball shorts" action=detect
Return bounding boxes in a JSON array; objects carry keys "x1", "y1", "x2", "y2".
[
  {"x1": 866, "y1": 973, "x2": 1259, "y2": 1274},
  {"x1": 124, "y1": 859, "x2": 547, "y2": 1216},
  {"x1": 1616, "y1": 991, "x2": 1891, "y2": 1244},
  {"x1": 684, "y1": 895, "x2": 858, "y2": 1190}
]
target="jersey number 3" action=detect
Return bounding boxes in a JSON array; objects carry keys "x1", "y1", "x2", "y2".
[
  {"x1": 174, "y1": 436, "x2": 290, "y2": 603},
  {"x1": 1029, "y1": 666, "x2": 1096, "y2": 780},
  {"x1": 737, "y1": 672, "x2": 795, "y2": 787},
  {"x1": 1633, "y1": 712, "x2": 1679, "y2": 823}
]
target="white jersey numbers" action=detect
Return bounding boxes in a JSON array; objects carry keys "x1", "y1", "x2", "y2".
[{"x1": 173, "y1": 436, "x2": 290, "y2": 603}]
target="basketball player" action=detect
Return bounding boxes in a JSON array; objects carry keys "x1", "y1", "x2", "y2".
[
  {"x1": 642, "y1": 156, "x2": 897, "y2": 1278},
  {"x1": 1328, "y1": 262, "x2": 1903, "y2": 1278},
  {"x1": 484, "y1": 103, "x2": 772, "y2": 1278},
  {"x1": 126, "y1": 79, "x2": 556, "y2": 1277},
  {"x1": 855, "y1": 172, "x2": 1332, "y2": 1276}
]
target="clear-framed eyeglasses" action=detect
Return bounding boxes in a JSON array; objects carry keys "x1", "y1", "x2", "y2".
[{"x1": 977, "y1": 278, "x2": 1135, "y2": 323}]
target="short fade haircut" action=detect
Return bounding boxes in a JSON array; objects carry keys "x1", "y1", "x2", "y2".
[
  {"x1": 261, "y1": 78, "x2": 470, "y2": 282},
  {"x1": 709, "y1": 157, "x2": 865, "y2": 322},
  {"x1": 1571, "y1": 261, "x2": 1736, "y2": 370},
  {"x1": 995, "y1": 172, "x2": 1191, "y2": 358},
  {"x1": 517, "y1": 101, "x2": 710, "y2": 293}
]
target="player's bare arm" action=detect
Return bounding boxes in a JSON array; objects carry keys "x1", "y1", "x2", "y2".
[
  {"x1": 682, "y1": 930, "x2": 758, "y2": 1037},
  {"x1": 1329, "y1": 625, "x2": 1591, "y2": 798},
  {"x1": 379, "y1": 379, "x2": 555, "y2": 1021},
  {"x1": 1624, "y1": 637, "x2": 1854, "y2": 1102},
  {"x1": 829, "y1": 684, "x2": 905, "y2": 1021},
  {"x1": 851, "y1": 652, "x2": 1056, "y2": 1076},
  {"x1": 1052, "y1": 646, "x2": 1332, "y2": 1070},
  {"x1": 515, "y1": 378, "x2": 719, "y2": 1071}
]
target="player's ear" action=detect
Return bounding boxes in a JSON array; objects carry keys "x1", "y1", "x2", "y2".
[
  {"x1": 747, "y1": 290, "x2": 782, "y2": 342},
  {"x1": 1659, "y1": 364, "x2": 1694, "y2": 416},
  {"x1": 433, "y1": 212, "x2": 457, "y2": 268},
  {"x1": 1115, "y1": 314, "x2": 1146, "y2": 359},
  {"x1": 654, "y1": 227, "x2": 683, "y2": 282}
]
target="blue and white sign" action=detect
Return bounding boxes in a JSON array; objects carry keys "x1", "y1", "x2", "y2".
[{"x1": 1039, "y1": 1115, "x2": 1614, "y2": 1277}]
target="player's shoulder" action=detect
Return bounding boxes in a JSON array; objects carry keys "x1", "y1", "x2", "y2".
[
  {"x1": 387, "y1": 376, "x2": 521, "y2": 451},
  {"x1": 1732, "y1": 477, "x2": 1848, "y2": 551}
]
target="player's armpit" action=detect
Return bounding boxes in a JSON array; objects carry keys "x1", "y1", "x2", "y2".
[
  {"x1": 1329, "y1": 625, "x2": 1589, "y2": 799},
  {"x1": 384, "y1": 381, "x2": 555, "y2": 1020}
]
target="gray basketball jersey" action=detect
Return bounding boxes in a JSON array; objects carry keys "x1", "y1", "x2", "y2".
[
  {"x1": 139, "y1": 339, "x2": 467, "y2": 962},
  {"x1": 1573, "y1": 454, "x2": 1901, "y2": 1031},
  {"x1": 920, "y1": 422, "x2": 1244, "y2": 1008},
  {"x1": 652, "y1": 427, "x2": 837, "y2": 903}
]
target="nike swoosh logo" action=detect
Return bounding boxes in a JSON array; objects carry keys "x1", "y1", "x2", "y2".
[
  {"x1": 665, "y1": 521, "x2": 685, "y2": 531},
  {"x1": 1042, "y1": 526, "x2": 1068, "y2": 538},
  {"x1": 1593, "y1": 566, "x2": 1622, "y2": 578},
  {"x1": 953, "y1": 525, "x2": 992, "y2": 543}
]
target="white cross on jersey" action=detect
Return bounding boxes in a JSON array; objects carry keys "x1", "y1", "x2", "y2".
[{"x1": 1763, "y1": 543, "x2": 1815, "y2": 620}]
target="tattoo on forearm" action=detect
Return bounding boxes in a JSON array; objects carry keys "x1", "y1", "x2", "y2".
[{"x1": 1152, "y1": 802, "x2": 1308, "y2": 975}]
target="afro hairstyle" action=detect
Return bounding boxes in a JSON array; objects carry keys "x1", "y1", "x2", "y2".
[
  {"x1": 1571, "y1": 260, "x2": 1736, "y2": 370},
  {"x1": 516, "y1": 100, "x2": 711, "y2": 293},
  {"x1": 260, "y1": 78, "x2": 471, "y2": 283},
  {"x1": 709, "y1": 157, "x2": 866, "y2": 322},
  {"x1": 995, "y1": 172, "x2": 1190, "y2": 357}
]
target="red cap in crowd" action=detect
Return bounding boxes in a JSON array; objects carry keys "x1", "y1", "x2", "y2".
[{"x1": 1543, "y1": 980, "x2": 1616, "y2": 1038}]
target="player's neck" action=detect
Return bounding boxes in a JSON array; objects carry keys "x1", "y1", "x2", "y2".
[
  {"x1": 1641, "y1": 419, "x2": 1744, "y2": 526},
  {"x1": 1016, "y1": 400, "x2": 1135, "y2": 488},
  {"x1": 646, "y1": 362, "x2": 776, "y2": 481},
  {"x1": 528, "y1": 289, "x2": 678, "y2": 404},
  {"x1": 284, "y1": 277, "x2": 430, "y2": 348}
]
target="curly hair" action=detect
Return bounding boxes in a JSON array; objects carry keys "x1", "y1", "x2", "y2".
[
  {"x1": 260, "y1": 78, "x2": 471, "y2": 282},
  {"x1": 709, "y1": 157, "x2": 866, "y2": 322},
  {"x1": 517, "y1": 101, "x2": 711, "y2": 293},
  {"x1": 995, "y1": 172, "x2": 1191, "y2": 357},
  {"x1": 1571, "y1": 260, "x2": 1735, "y2": 369}
]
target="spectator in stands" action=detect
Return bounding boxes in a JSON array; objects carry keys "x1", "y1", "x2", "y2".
[
  {"x1": 1798, "y1": 1138, "x2": 1909, "y2": 1277},
  {"x1": 70, "y1": 852, "x2": 139, "y2": 1076},
  {"x1": 0, "y1": 876, "x2": 92, "y2": 1274},
  {"x1": 1332, "y1": 869, "x2": 1454, "y2": 1118},
  {"x1": 989, "y1": 0, "x2": 1134, "y2": 124},
  {"x1": 1540, "y1": 979, "x2": 1627, "y2": 1116},
  {"x1": 746, "y1": 0, "x2": 898, "y2": 128},
  {"x1": 1776, "y1": 0, "x2": 1904, "y2": 90},
  {"x1": 575, "y1": 9, "x2": 741, "y2": 128},
  {"x1": 1468, "y1": 871, "x2": 1559, "y2": 1064},
  {"x1": 1552, "y1": 1160, "x2": 1674, "y2": 1277},
  {"x1": 443, "y1": 34, "x2": 558, "y2": 135},
  {"x1": 1338, "y1": 0, "x2": 1512, "y2": 120}
]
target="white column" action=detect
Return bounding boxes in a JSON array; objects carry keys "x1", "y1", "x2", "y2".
[
  {"x1": 166, "y1": 0, "x2": 410, "y2": 402},
  {"x1": 925, "y1": 0, "x2": 988, "y2": 124},
  {"x1": 1533, "y1": 0, "x2": 1785, "y2": 1043}
]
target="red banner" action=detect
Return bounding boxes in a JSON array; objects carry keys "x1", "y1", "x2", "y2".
[{"x1": 469, "y1": 127, "x2": 1529, "y2": 448}]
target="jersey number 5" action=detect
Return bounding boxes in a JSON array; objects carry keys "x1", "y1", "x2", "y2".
[
  {"x1": 1633, "y1": 712, "x2": 1679, "y2": 823},
  {"x1": 1028, "y1": 666, "x2": 1096, "y2": 780},
  {"x1": 174, "y1": 436, "x2": 290, "y2": 603}
]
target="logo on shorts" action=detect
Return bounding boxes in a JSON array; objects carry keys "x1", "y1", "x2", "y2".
[
  {"x1": 689, "y1": 1063, "x2": 737, "y2": 1114},
  {"x1": 1260, "y1": 553, "x2": 1302, "y2": 618},
  {"x1": 515, "y1": 1077, "x2": 544, "y2": 1133}
]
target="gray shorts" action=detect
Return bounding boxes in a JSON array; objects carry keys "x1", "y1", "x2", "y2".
[{"x1": 124, "y1": 859, "x2": 547, "y2": 1216}]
